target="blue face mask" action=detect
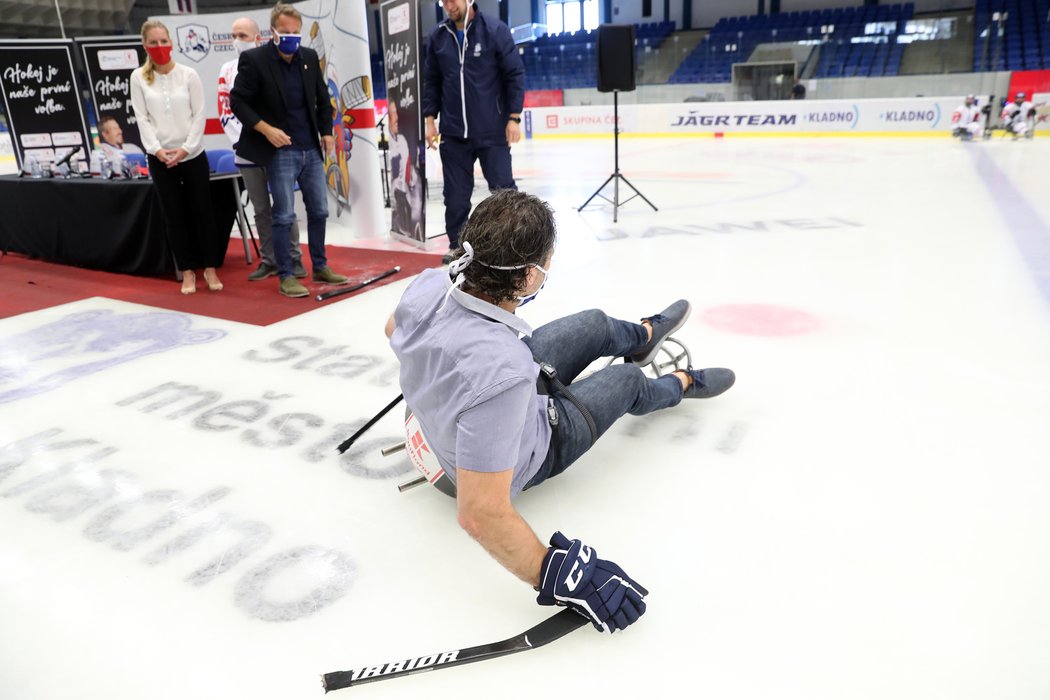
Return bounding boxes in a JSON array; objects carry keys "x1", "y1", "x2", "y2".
[{"x1": 273, "y1": 31, "x2": 301, "y2": 54}]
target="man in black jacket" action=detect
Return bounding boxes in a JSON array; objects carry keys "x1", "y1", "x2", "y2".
[
  {"x1": 423, "y1": 0, "x2": 525, "y2": 262},
  {"x1": 230, "y1": 2, "x2": 348, "y2": 298}
]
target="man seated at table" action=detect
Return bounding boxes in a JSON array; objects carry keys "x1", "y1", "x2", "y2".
[{"x1": 98, "y1": 116, "x2": 145, "y2": 160}]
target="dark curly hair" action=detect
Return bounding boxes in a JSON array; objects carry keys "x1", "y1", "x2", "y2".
[{"x1": 452, "y1": 190, "x2": 557, "y2": 305}]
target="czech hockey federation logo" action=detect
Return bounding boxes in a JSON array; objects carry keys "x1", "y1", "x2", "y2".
[{"x1": 176, "y1": 23, "x2": 210, "y2": 62}]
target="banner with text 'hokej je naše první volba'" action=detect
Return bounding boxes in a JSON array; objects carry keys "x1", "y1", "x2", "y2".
[
  {"x1": 380, "y1": 0, "x2": 426, "y2": 245},
  {"x1": 0, "y1": 40, "x2": 92, "y2": 171},
  {"x1": 76, "y1": 37, "x2": 149, "y2": 153}
]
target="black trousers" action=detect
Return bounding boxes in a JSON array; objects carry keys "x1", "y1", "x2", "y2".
[
  {"x1": 438, "y1": 136, "x2": 516, "y2": 248},
  {"x1": 147, "y1": 152, "x2": 223, "y2": 270}
]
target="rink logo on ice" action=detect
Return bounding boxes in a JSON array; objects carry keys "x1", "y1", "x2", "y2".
[
  {"x1": 599, "y1": 217, "x2": 863, "y2": 241},
  {"x1": 0, "y1": 310, "x2": 225, "y2": 404},
  {"x1": 0, "y1": 427, "x2": 357, "y2": 622},
  {"x1": 113, "y1": 379, "x2": 415, "y2": 480}
]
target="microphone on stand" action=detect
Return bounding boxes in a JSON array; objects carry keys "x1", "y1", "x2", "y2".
[
  {"x1": 53, "y1": 147, "x2": 79, "y2": 178},
  {"x1": 54, "y1": 147, "x2": 78, "y2": 168}
]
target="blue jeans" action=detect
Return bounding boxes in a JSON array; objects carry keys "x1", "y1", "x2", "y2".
[
  {"x1": 267, "y1": 147, "x2": 328, "y2": 279},
  {"x1": 522, "y1": 310, "x2": 684, "y2": 489}
]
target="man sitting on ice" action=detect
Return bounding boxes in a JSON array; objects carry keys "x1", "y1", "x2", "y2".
[{"x1": 386, "y1": 189, "x2": 736, "y2": 633}]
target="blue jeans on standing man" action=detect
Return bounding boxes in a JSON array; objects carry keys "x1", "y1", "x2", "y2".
[
  {"x1": 523, "y1": 309, "x2": 685, "y2": 489},
  {"x1": 267, "y1": 146, "x2": 328, "y2": 279}
]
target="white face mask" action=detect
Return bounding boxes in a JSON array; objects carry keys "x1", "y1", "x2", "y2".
[
  {"x1": 445, "y1": 242, "x2": 551, "y2": 308},
  {"x1": 515, "y1": 263, "x2": 549, "y2": 307},
  {"x1": 233, "y1": 39, "x2": 256, "y2": 55}
]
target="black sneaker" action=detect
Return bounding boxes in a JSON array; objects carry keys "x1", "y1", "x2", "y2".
[
  {"x1": 682, "y1": 368, "x2": 736, "y2": 399},
  {"x1": 628, "y1": 299, "x2": 692, "y2": 365}
]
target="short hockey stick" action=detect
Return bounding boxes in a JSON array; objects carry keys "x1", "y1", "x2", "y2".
[
  {"x1": 321, "y1": 608, "x2": 589, "y2": 692},
  {"x1": 336, "y1": 393, "x2": 403, "y2": 454},
  {"x1": 316, "y1": 266, "x2": 401, "y2": 302}
]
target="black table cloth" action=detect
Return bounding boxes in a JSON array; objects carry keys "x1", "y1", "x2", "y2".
[{"x1": 0, "y1": 173, "x2": 238, "y2": 276}]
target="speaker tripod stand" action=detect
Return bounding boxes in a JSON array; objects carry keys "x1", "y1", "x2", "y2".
[{"x1": 578, "y1": 91, "x2": 657, "y2": 223}]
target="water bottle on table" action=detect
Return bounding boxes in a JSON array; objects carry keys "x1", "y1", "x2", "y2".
[{"x1": 28, "y1": 153, "x2": 42, "y2": 178}]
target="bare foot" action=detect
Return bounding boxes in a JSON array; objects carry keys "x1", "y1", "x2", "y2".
[
  {"x1": 203, "y1": 267, "x2": 223, "y2": 291},
  {"x1": 180, "y1": 270, "x2": 196, "y2": 295}
]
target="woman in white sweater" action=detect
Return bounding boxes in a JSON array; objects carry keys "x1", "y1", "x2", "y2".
[{"x1": 130, "y1": 20, "x2": 223, "y2": 294}]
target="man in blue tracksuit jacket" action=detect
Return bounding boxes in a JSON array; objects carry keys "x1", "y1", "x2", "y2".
[{"x1": 423, "y1": 0, "x2": 526, "y2": 257}]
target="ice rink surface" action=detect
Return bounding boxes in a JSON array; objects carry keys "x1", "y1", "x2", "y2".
[{"x1": 2, "y1": 136, "x2": 1049, "y2": 700}]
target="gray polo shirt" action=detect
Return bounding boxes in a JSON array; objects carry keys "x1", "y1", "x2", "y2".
[{"x1": 389, "y1": 268, "x2": 552, "y2": 498}]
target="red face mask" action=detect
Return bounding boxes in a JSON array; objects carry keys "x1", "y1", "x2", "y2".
[{"x1": 146, "y1": 45, "x2": 173, "y2": 65}]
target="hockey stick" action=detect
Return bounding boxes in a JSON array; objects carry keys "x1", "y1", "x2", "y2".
[
  {"x1": 316, "y1": 266, "x2": 401, "y2": 302},
  {"x1": 336, "y1": 393, "x2": 403, "y2": 454},
  {"x1": 321, "y1": 608, "x2": 589, "y2": 692}
]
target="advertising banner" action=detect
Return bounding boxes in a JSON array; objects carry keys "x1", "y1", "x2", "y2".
[
  {"x1": 150, "y1": 0, "x2": 383, "y2": 235},
  {"x1": 0, "y1": 40, "x2": 91, "y2": 171},
  {"x1": 524, "y1": 89, "x2": 564, "y2": 108},
  {"x1": 380, "y1": 0, "x2": 426, "y2": 244},
  {"x1": 1006, "y1": 70, "x2": 1050, "y2": 132},
  {"x1": 525, "y1": 97, "x2": 975, "y2": 138},
  {"x1": 77, "y1": 37, "x2": 148, "y2": 152}
]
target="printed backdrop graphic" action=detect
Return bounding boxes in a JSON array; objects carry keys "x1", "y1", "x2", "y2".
[
  {"x1": 0, "y1": 40, "x2": 92, "y2": 171},
  {"x1": 151, "y1": 0, "x2": 383, "y2": 237},
  {"x1": 76, "y1": 37, "x2": 149, "y2": 152},
  {"x1": 380, "y1": 0, "x2": 426, "y2": 244}
]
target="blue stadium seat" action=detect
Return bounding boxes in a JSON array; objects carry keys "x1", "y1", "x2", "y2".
[
  {"x1": 205, "y1": 149, "x2": 233, "y2": 173},
  {"x1": 214, "y1": 153, "x2": 237, "y2": 174}
]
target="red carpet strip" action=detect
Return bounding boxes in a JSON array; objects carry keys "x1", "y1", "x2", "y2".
[{"x1": 0, "y1": 239, "x2": 442, "y2": 326}]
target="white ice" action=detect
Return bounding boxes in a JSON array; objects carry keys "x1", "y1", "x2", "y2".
[{"x1": 1, "y1": 136, "x2": 1049, "y2": 700}]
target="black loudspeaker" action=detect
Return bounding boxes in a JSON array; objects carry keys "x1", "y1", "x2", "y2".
[{"x1": 596, "y1": 24, "x2": 636, "y2": 93}]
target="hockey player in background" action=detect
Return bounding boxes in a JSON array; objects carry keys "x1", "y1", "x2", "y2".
[
  {"x1": 951, "y1": 95, "x2": 984, "y2": 141},
  {"x1": 1001, "y1": 92, "x2": 1035, "y2": 140}
]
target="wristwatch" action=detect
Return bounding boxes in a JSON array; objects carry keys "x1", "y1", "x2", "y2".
[{"x1": 508, "y1": 116, "x2": 522, "y2": 123}]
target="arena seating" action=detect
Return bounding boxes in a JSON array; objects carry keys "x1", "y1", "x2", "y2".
[
  {"x1": 670, "y1": 3, "x2": 914, "y2": 83},
  {"x1": 520, "y1": 21, "x2": 675, "y2": 91},
  {"x1": 371, "y1": 22, "x2": 674, "y2": 93},
  {"x1": 367, "y1": 2, "x2": 1049, "y2": 96},
  {"x1": 973, "y1": 0, "x2": 1050, "y2": 71}
]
